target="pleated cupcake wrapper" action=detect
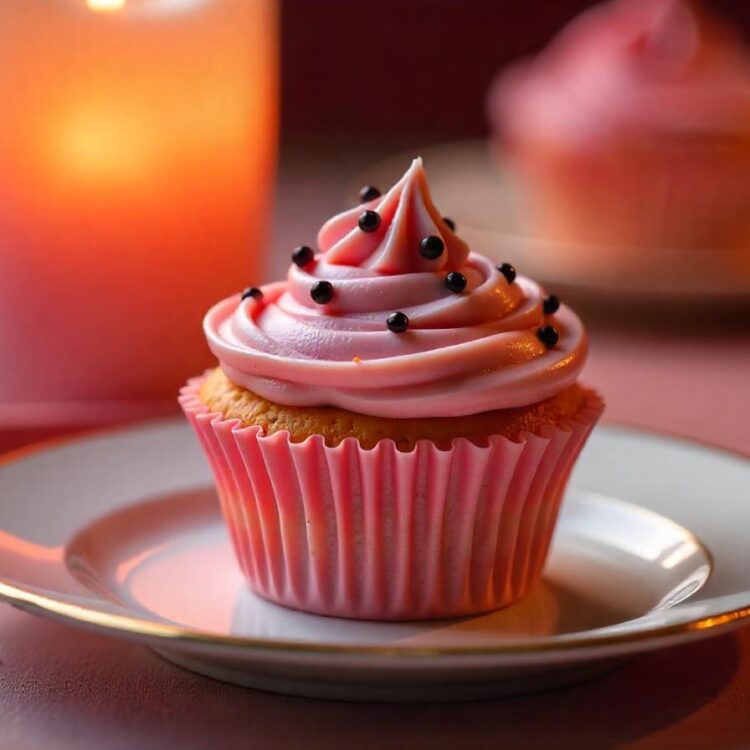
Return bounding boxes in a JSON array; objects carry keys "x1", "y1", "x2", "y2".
[{"x1": 180, "y1": 376, "x2": 604, "y2": 621}]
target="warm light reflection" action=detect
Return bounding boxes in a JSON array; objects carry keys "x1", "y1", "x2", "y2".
[
  {"x1": 87, "y1": 0, "x2": 126, "y2": 12},
  {"x1": 0, "y1": 531, "x2": 62, "y2": 563},
  {"x1": 660, "y1": 542, "x2": 697, "y2": 570},
  {"x1": 691, "y1": 609, "x2": 750, "y2": 630}
]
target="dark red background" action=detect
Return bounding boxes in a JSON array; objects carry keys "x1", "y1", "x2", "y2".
[{"x1": 280, "y1": 0, "x2": 750, "y2": 145}]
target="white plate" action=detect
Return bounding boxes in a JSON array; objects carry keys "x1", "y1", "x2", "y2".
[
  {"x1": 355, "y1": 140, "x2": 750, "y2": 309},
  {"x1": 0, "y1": 421, "x2": 748, "y2": 702}
]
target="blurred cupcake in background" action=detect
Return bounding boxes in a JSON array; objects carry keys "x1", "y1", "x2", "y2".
[{"x1": 488, "y1": 0, "x2": 750, "y2": 287}]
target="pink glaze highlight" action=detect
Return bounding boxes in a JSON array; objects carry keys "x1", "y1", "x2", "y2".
[
  {"x1": 180, "y1": 376, "x2": 604, "y2": 620},
  {"x1": 205, "y1": 159, "x2": 587, "y2": 418},
  {"x1": 490, "y1": 0, "x2": 750, "y2": 148}
]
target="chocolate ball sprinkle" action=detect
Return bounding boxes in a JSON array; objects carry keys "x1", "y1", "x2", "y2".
[
  {"x1": 443, "y1": 217, "x2": 456, "y2": 231},
  {"x1": 543, "y1": 295, "x2": 560, "y2": 315},
  {"x1": 419, "y1": 235, "x2": 445, "y2": 260},
  {"x1": 445, "y1": 271, "x2": 467, "y2": 293},
  {"x1": 291, "y1": 245, "x2": 314, "y2": 267},
  {"x1": 537, "y1": 325, "x2": 559, "y2": 349},
  {"x1": 310, "y1": 280, "x2": 334, "y2": 304},
  {"x1": 358, "y1": 210, "x2": 381, "y2": 233},
  {"x1": 359, "y1": 185, "x2": 381, "y2": 203},
  {"x1": 386, "y1": 311, "x2": 409, "y2": 333},
  {"x1": 241, "y1": 287, "x2": 263, "y2": 301},
  {"x1": 498, "y1": 263, "x2": 516, "y2": 284}
]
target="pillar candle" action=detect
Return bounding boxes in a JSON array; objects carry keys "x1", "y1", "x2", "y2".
[{"x1": 0, "y1": 0, "x2": 278, "y2": 426}]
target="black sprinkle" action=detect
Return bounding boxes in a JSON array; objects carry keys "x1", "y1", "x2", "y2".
[
  {"x1": 291, "y1": 245, "x2": 314, "y2": 267},
  {"x1": 537, "y1": 325, "x2": 559, "y2": 349},
  {"x1": 310, "y1": 280, "x2": 334, "y2": 305},
  {"x1": 543, "y1": 295, "x2": 560, "y2": 315},
  {"x1": 387, "y1": 311, "x2": 409, "y2": 333},
  {"x1": 241, "y1": 287, "x2": 263, "y2": 301},
  {"x1": 443, "y1": 217, "x2": 456, "y2": 231},
  {"x1": 358, "y1": 210, "x2": 381, "y2": 233},
  {"x1": 359, "y1": 185, "x2": 381, "y2": 203},
  {"x1": 419, "y1": 235, "x2": 445, "y2": 260},
  {"x1": 444, "y1": 271, "x2": 467, "y2": 293},
  {"x1": 498, "y1": 263, "x2": 516, "y2": 284}
]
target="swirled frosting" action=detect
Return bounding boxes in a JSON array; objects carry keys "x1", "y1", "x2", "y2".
[
  {"x1": 204, "y1": 159, "x2": 587, "y2": 418},
  {"x1": 489, "y1": 0, "x2": 750, "y2": 147}
]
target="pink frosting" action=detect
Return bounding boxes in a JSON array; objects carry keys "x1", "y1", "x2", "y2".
[
  {"x1": 204, "y1": 159, "x2": 587, "y2": 418},
  {"x1": 489, "y1": 0, "x2": 750, "y2": 148}
]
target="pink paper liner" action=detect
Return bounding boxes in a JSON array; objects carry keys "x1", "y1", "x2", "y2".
[{"x1": 179, "y1": 376, "x2": 604, "y2": 621}]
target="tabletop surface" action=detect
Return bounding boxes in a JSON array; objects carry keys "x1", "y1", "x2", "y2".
[{"x1": 1, "y1": 147, "x2": 749, "y2": 750}]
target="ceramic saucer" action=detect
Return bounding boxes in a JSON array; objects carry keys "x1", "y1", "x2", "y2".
[{"x1": 0, "y1": 421, "x2": 748, "y2": 701}]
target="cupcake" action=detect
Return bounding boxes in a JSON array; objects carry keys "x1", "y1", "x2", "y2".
[
  {"x1": 180, "y1": 159, "x2": 603, "y2": 621},
  {"x1": 488, "y1": 0, "x2": 750, "y2": 285}
]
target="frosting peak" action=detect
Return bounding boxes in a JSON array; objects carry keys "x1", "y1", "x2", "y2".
[
  {"x1": 631, "y1": 0, "x2": 701, "y2": 66},
  {"x1": 318, "y1": 158, "x2": 469, "y2": 274}
]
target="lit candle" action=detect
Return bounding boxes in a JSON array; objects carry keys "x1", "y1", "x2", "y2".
[{"x1": 0, "y1": 0, "x2": 278, "y2": 426}]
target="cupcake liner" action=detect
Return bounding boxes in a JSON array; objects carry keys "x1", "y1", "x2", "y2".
[{"x1": 180, "y1": 376, "x2": 603, "y2": 621}]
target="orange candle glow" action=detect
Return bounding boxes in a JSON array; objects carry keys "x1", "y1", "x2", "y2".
[{"x1": 0, "y1": 0, "x2": 278, "y2": 424}]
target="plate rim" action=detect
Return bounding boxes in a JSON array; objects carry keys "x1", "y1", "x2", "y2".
[{"x1": 0, "y1": 418, "x2": 748, "y2": 661}]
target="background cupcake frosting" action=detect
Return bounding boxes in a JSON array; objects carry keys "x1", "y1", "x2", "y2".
[
  {"x1": 204, "y1": 159, "x2": 588, "y2": 418},
  {"x1": 490, "y1": 0, "x2": 750, "y2": 147}
]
